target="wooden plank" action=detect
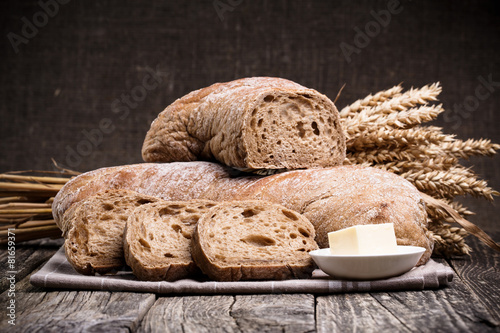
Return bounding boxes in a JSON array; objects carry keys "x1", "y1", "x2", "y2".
[
  {"x1": 316, "y1": 293, "x2": 411, "y2": 332},
  {"x1": 318, "y1": 285, "x2": 498, "y2": 333},
  {"x1": 369, "y1": 263, "x2": 499, "y2": 333},
  {"x1": 230, "y1": 294, "x2": 316, "y2": 333},
  {"x1": 317, "y1": 257, "x2": 498, "y2": 332},
  {"x1": 0, "y1": 238, "x2": 63, "y2": 293},
  {"x1": 447, "y1": 231, "x2": 500, "y2": 323},
  {"x1": 138, "y1": 295, "x2": 239, "y2": 333},
  {"x1": 0, "y1": 271, "x2": 156, "y2": 332},
  {"x1": 138, "y1": 294, "x2": 315, "y2": 333}
]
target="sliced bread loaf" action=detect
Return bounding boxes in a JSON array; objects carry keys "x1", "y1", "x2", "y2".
[
  {"x1": 53, "y1": 162, "x2": 434, "y2": 266},
  {"x1": 124, "y1": 200, "x2": 217, "y2": 281},
  {"x1": 63, "y1": 189, "x2": 159, "y2": 275},
  {"x1": 191, "y1": 200, "x2": 319, "y2": 281}
]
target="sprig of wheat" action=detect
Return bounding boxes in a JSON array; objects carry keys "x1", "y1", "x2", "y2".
[
  {"x1": 428, "y1": 139, "x2": 500, "y2": 160},
  {"x1": 347, "y1": 127, "x2": 455, "y2": 151},
  {"x1": 339, "y1": 84, "x2": 403, "y2": 118},
  {"x1": 400, "y1": 167, "x2": 498, "y2": 200},
  {"x1": 340, "y1": 82, "x2": 441, "y2": 119},
  {"x1": 347, "y1": 147, "x2": 429, "y2": 165},
  {"x1": 374, "y1": 157, "x2": 459, "y2": 174},
  {"x1": 343, "y1": 104, "x2": 444, "y2": 137},
  {"x1": 341, "y1": 82, "x2": 499, "y2": 256}
]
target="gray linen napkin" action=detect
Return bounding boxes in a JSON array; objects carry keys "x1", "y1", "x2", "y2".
[{"x1": 30, "y1": 246, "x2": 453, "y2": 294}]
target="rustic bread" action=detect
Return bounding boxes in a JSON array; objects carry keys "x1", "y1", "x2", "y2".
[
  {"x1": 142, "y1": 77, "x2": 346, "y2": 170},
  {"x1": 53, "y1": 162, "x2": 433, "y2": 265},
  {"x1": 63, "y1": 189, "x2": 159, "y2": 275},
  {"x1": 123, "y1": 200, "x2": 217, "y2": 281},
  {"x1": 191, "y1": 200, "x2": 318, "y2": 281}
]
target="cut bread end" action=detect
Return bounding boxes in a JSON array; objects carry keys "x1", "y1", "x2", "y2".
[
  {"x1": 243, "y1": 92, "x2": 346, "y2": 169},
  {"x1": 63, "y1": 190, "x2": 159, "y2": 275}
]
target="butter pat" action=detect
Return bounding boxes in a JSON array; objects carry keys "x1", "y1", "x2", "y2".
[{"x1": 328, "y1": 223, "x2": 398, "y2": 255}]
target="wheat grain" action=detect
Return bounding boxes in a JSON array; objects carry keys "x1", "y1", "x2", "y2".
[
  {"x1": 449, "y1": 201, "x2": 475, "y2": 216},
  {"x1": 347, "y1": 126, "x2": 454, "y2": 151},
  {"x1": 374, "y1": 157, "x2": 459, "y2": 174},
  {"x1": 437, "y1": 139, "x2": 500, "y2": 159},
  {"x1": 340, "y1": 82, "x2": 441, "y2": 120},
  {"x1": 400, "y1": 167, "x2": 499, "y2": 200},
  {"x1": 428, "y1": 222, "x2": 471, "y2": 256},
  {"x1": 343, "y1": 104, "x2": 444, "y2": 136},
  {"x1": 346, "y1": 147, "x2": 429, "y2": 165},
  {"x1": 426, "y1": 199, "x2": 474, "y2": 223},
  {"x1": 339, "y1": 84, "x2": 403, "y2": 118}
]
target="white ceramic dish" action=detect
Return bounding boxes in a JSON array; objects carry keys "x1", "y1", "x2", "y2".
[{"x1": 309, "y1": 246, "x2": 426, "y2": 280}]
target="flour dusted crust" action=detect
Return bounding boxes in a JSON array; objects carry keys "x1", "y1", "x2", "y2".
[
  {"x1": 52, "y1": 162, "x2": 257, "y2": 227},
  {"x1": 191, "y1": 200, "x2": 318, "y2": 281},
  {"x1": 123, "y1": 200, "x2": 217, "y2": 281},
  {"x1": 142, "y1": 77, "x2": 346, "y2": 170},
  {"x1": 53, "y1": 162, "x2": 433, "y2": 266}
]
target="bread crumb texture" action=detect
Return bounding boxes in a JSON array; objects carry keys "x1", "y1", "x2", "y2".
[
  {"x1": 124, "y1": 200, "x2": 217, "y2": 281},
  {"x1": 191, "y1": 200, "x2": 318, "y2": 281}
]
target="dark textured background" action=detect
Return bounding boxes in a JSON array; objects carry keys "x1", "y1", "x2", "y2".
[{"x1": 1, "y1": 0, "x2": 499, "y2": 231}]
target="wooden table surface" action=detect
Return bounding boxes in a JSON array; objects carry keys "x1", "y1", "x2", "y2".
[{"x1": 0, "y1": 232, "x2": 499, "y2": 333}]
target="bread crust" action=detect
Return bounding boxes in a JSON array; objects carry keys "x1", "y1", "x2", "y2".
[
  {"x1": 53, "y1": 162, "x2": 433, "y2": 265},
  {"x1": 142, "y1": 77, "x2": 346, "y2": 170}
]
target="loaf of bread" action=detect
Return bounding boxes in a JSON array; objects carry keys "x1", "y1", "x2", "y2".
[
  {"x1": 123, "y1": 200, "x2": 217, "y2": 281},
  {"x1": 142, "y1": 77, "x2": 346, "y2": 170},
  {"x1": 191, "y1": 200, "x2": 318, "y2": 281},
  {"x1": 62, "y1": 189, "x2": 159, "y2": 275},
  {"x1": 53, "y1": 162, "x2": 433, "y2": 265}
]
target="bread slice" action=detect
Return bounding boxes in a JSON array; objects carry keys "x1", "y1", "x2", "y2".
[
  {"x1": 123, "y1": 200, "x2": 217, "y2": 281},
  {"x1": 191, "y1": 200, "x2": 319, "y2": 281},
  {"x1": 63, "y1": 189, "x2": 159, "y2": 275},
  {"x1": 142, "y1": 77, "x2": 346, "y2": 170}
]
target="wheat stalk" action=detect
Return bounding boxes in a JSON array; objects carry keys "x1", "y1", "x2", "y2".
[
  {"x1": 339, "y1": 84, "x2": 403, "y2": 117},
  {"x1": 0, "y1": 169, "x2": 75, "y2": 243},
  {"x1": 341, "y1": 82, "x2": 499, "y2": 257},
  {"x1": 374, "y1": 157, "x2": 459, "y2": 174},
  {"x1": 0, "y1": 174, "x2": 71, "y2": 184},
  {"x1": 0, "y1": 219, "x2": 57, "y2": 230},
  {"x1": 0, "y1": 225, "x2": 61, "y2": 244},
  {"x1": 400, "y1": 167, "x2": 498, "y2": 200},
  {"x1": 347, "y1": 127, "x2": 454, "y2": 151},
  {"x1": 340, "y1": 82, "x2": 441, "y2": 119},
  {"x1": 347, "y1": 147, "x2": 429, "y2": 165},
  {"x1": 343, "y1": 104, "x2": 444, "y2": 137},
  {"x1": 428, "y1": 139, "x2": 500, "y2": 160}
]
